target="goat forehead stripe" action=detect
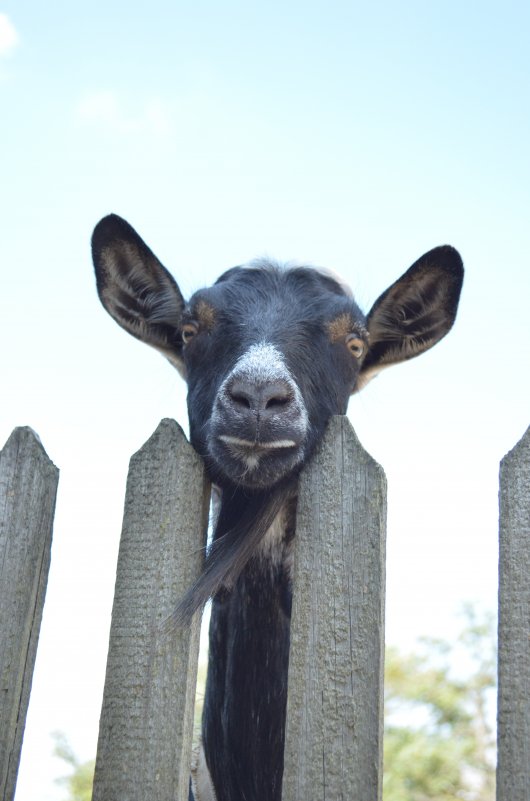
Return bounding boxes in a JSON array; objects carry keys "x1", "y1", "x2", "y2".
[{"x1": 233, "y1": 342, "x2": 291, "y2": 381}]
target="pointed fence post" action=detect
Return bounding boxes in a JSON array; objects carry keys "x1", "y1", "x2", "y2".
[
  {"x1": 0, "y1": 428, "x2": 59, "y2": 801},
  {"x1": 497, "y1": 426, "x2": 530, "y2": 801},
  {"x1": 92, "y1": 419, "x2": 210, "y2": 801},
  {"x1": 282, "y1": 416, "x2": 387, "y2": 801}
]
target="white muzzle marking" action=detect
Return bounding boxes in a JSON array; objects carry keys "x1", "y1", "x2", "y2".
[{"x1": 218, "y1": 435, "x2": 297, "y2": 449}]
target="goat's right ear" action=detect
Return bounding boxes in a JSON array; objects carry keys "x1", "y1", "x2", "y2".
[{"x1": 92, "y1": 214, "x2": 186, "y2": 372}]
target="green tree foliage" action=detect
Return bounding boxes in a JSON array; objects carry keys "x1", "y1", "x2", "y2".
[
  {"x1": 53, "y1": 732, "x2": 95, "y2": 801},
  {"x1": 384, "y1": 606, "x2": 496, "y2": 801},
  {"x1": 53, "y1": 607, "x2": 496, "y2": 801}
]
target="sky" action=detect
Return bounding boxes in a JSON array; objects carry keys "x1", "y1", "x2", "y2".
[{"x1": 1, "y1": 2, "x2": 529, "y2": 798}]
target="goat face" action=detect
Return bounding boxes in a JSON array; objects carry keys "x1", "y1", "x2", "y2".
[
  {"x1": 92, "y1": 214, "x2": 463, "y2": 495},
  {"x1": 92, "y1": 214, "x2": 463, "y2": 613},
  {"x1": 181, "y1": 265, "x2": 368, "y2": 490}
]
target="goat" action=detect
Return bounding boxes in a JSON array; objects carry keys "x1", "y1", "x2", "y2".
[{"x1": 91, "y1": 214, "x2": 463, "y2": 801}]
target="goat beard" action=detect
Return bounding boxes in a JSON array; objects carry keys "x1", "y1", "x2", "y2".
[{"x1": 170, "y1": 478, "x2": 296, "y2": 626}]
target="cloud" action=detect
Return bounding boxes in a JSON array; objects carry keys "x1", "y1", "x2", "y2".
[
  {"x1": 0, "y1": 14, "x2": 19, "y2": 57},
  {"x1": 76, "y1": 90, "x2": 172, "y2": 137}
]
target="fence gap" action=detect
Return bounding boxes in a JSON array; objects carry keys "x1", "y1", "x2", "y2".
[
  {"x1": 91, "y1": 419, "x2": 210, "y2": 801},
  {"x1": 282, "y1": 415, "x2": 387, "y2": 801},
  {"x1": 497, "y1": 425, "x2": 530, "y2": 801},
  {"x1": 0, "y1": 427, "x2": 59, "y2": 801}
]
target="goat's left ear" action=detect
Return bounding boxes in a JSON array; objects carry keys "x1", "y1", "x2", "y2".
[{"x1": 357, "y1": 246, "x2": 464, "y2": 390}]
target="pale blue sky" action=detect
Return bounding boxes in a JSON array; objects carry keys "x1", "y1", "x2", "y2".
[{"x1": 1, "y1": 3, "x2": 529, "y2": 798}]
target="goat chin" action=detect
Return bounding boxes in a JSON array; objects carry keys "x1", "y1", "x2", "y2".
[{"x1": 207, "y1": 440, "x2": 305, "y2": 490}]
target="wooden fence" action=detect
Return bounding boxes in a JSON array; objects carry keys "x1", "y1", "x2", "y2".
[
  {"x1": 497, "y1": 426, "x2": 530, "y2": 801},
  {"x1": 0, "y1": 418, "x2": 528, "y2": 801},
  {"x1": 0, "y1": 428, "x2": 59, "y2": 801}
]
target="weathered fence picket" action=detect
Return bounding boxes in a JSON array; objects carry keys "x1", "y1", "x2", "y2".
[
  {"x1": 0, "y1": 427, "x2": 59, "y2": 801},
  {"x1": 91, "y1": 419, "x2": 210, "y2": 801},
  {"x1": 496, "y1": 425, "x2": 530, "y2": 801},
  {"x1": 282, "y1": 416, "x2": 387, "y2": 801},
  {"x1": 1, "y1": 419, "x2": 529, "y2": 799}
]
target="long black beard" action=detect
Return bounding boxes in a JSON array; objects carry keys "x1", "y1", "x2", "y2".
[{"x1": 170, "y1": 478, "x2": 296, "y2": 625}]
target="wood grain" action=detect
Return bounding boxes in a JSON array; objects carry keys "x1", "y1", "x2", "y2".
[
  {"x1": 0, "y1": 428, "x2": 58, "y2": 801},
  {"x1": 92, "y1": 419, "x2": 210, "y2": 801},
  {"x1": 497, "y1": 426, "x2": 530, "y2": 801},
  {"x1": 282, "y1": 416, "x2": 387, "y2": 801}
]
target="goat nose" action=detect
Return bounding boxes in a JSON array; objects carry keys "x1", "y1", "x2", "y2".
[{"x1": 228, "y1": 378, "x2": 293, "y2": 414}]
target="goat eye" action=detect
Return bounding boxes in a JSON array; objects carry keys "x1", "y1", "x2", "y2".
[
  {"x1": 182, "y1": 322, "x2": 199, "y2": 345},
  {"x1": 346, "y1": 335, "x2": 365, "y2": 359}
]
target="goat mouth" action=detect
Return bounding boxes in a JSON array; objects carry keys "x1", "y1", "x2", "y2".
[
  {"x1": 217, "y1": 435, "x2": 298, "y2": 451},
  {"x1": 211, "y1": 433, "x2": 304, "y2": 488}
]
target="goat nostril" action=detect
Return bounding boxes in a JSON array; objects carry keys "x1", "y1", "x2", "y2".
[
  {"x1": 262, "y1": 381, "x2": 293, "y2": 411},
  {"x1": 265, "y1": 395, "x2": 291, "y2": 410},
  {"x1": 226, "y1": 378, "x2": 294, "y2": 414},
  {"x1": 231, "y1": 392, "x2": 252, "y2": 409}
]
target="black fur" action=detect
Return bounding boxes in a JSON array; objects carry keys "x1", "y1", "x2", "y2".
[
  {"x1": 91, "y1": 215, "x2": 464, "y2": 801},
  {"x1": 174, "y1": 266, "x2": 365, "y2": 623}
]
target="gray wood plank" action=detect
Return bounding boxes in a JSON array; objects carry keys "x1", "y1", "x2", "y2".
[
  {"x1": 497, "y1": 426, "x2": 530, "y2": 801},
  {"x1": 92, "y1": 419, "x2": 210, "y2": 801},
  {"x1": 282, "y1": 415, "x2": 387, "y2": 801},
  {"x1": 0, "y1": 427, "x2": 59, "y2": 801}
]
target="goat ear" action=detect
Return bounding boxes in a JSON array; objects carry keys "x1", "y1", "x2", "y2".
[
  {"x1": 92, "y1": 214, "x2": 186, "y2": 372},
  {"x1": 357, "y1": 246, "x2": 464, "y2": 390}
]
